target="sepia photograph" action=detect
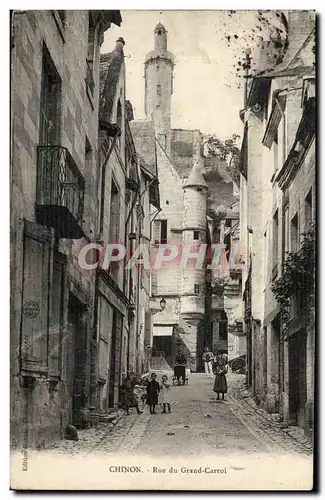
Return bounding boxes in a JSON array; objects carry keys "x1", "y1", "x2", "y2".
[{"x1": 9, "y1": 8, "x2": 316, "y2": 490}]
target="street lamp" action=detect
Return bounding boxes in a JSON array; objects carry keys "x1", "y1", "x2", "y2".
[{"x1": 160, "y1": 297, "x2": 166, "y2": 311}]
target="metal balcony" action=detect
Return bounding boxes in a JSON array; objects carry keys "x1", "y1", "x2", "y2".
[{"x1": 36, "y1": 145, "x2": 85, "y2": 239}]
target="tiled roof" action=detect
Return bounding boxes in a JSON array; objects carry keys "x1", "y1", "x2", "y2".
[
  {"x1": 99, "y1": 50, "x2": 124, "y2": 123},
  {"x1": 183, "y1": 161, "x2": 208, "y2": 189},
  {"x1": 169, "y1": 128, "x2": 237, "y2": 207},
  {"x1": 129, "y1": 120, "x2": 157, "y2": 177}
]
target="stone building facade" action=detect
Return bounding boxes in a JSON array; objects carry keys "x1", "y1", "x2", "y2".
[
  {"x1": 10, "y1": 10, "x2": 122, "y2": 449},
  {"x1": 239, "y1": 10, "x2": 315, "y2": 435},
  {"x1": 131, "y1": 23, "x2": 241, "y2": 372}
]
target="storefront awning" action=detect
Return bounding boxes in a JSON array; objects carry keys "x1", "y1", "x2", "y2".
[{"x1": 153, "y1": 325, "x2": 174, "y2": 337}]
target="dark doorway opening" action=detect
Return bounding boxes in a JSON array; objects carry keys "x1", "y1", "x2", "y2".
[
  {"x1": 68, "y1": 294, "x2": 87, "y2": 428},
  {"x1": 108, "y1": 310, "x2": 123, "y2": 408},
  {"x1": 288, "y1": 329, "x2": 307, "y2": 427},
  {"x1": 152, "y1": 335, "x2": 173, "y2": 368}
]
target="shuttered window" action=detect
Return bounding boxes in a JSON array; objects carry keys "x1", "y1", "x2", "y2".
[
  {"x1": 39, "y1": 44, "x2": 61, "y2": 146},
  {"x1": 153, "y1": 220, "x2": 161, "y2": 244},
  {"x1": 152, "y1": 219, "x2": 167, "y2": 244},
  {"x1": 21, "y1": 221, "x2": 54, "y2": 372},
  {"x1": 97, "y1": 296, "x2": 113, "y2": 381}
]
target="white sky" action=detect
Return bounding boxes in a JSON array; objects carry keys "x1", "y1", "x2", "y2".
[{"x1": 101, "y1": 10, "x2": 269, "y2": 140}]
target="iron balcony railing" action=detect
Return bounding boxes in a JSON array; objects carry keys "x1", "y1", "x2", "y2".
[{"x1": 36, "y1": 145, "x2": 85, "y2": 226}]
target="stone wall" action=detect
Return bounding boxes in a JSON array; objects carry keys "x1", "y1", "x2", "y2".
[{"x1": 10, "y1": 10, "x2": 115, "y2": 449}]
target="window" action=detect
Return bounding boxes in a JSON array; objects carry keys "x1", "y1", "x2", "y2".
[
  {"x1": 272, "y1": 210, "x2": 279, "y2": 279},
  {"x1": 156, "y1": 85, "x2": 161, "y2": 108},
  {"x1": 193, "y1": 231, "x2": 200, "y2": 240},
  {"x1": 161, "y1": 220, "x2": 167, "y2": 244},
  {"x1": 305, "y1": 189, "x2": 312, "y2": 231},
  {"x1": 194, "y1": 284, "x2": 201, "y2": 295},
  {"x1": 273, "y1": 128, "x2": 279, "y2": 173},
  {"x1": 282, "y1": 206, "x2": 289, "y2": 267},
  {"x1": 109, "y1": 180, "x2": 120, "y2": 241},
  {"x1": 97, "y1": 295, "x2": 113, "y2": 383},
  {"x1": 86, "y1": 13, "x2": 96, "y2": 97},
  {"x1": 219, "y1": 312, "x2": 228, "y2": 341},
  {"x1": 39, "y1": 45, "x2": 61, "y2": 146},
  {"x1": 291, "y1": 214, "x2": 299, "y2": 253},
  {"x1": 153, "y1": 219, "x2": 167, "y2": 244},
  {"x1": 157, "y1": 29, "x2": 162, "y2": 35},
  {"x1": 278, "y1": 115, "x2": 286, "y2": 168}
]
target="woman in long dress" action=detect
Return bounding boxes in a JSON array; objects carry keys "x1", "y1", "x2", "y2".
[{"x1": 213, "y1": 354, "x2": 228, "y2": 400}]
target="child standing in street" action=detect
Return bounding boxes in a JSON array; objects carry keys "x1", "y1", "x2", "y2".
[
  {"x1": 160, "y1": 375, "x2": 171, "y2": 413},
  {"x1": 146, "y1": 373, "x2": 160, "y2": 414}
]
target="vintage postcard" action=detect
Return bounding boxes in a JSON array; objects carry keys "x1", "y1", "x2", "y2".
[{"x1": 10, "y1": 9, "x2": 315, "y2": 490}]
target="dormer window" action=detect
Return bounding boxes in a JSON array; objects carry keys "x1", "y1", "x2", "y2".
[{"x1": 157, "y1": 30, "x2": 162, "y2": 35}]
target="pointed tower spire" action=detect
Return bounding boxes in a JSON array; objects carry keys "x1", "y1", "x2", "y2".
[{"x1": 183, "y1": 161, "x2": 208, "y2": 190}]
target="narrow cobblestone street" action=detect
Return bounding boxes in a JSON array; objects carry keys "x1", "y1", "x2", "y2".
[
  {"x1": 47, "y1": 374, "x2": 312, "y2": 458},
  {"x1": 11, "y1": 373, "x2": 313, "y2": 490}
]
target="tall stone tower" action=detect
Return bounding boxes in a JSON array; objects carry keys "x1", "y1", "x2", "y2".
[
  {"x1": 180, "y1": 161, "x2": 208, "y2": 327},
  {"x1": 144, "y1": 23, "x2": 175, "y2": 155}
]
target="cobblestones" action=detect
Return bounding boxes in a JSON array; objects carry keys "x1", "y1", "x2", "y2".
[
  {"x1": 228, "y1": 374, "x2": 313, "y2": 456},
  {"x1": 46, "y1": 374, "x2": 313, "y2": 458}
]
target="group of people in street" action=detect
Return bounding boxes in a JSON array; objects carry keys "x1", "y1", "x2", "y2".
[
  {"x1": 119, "y1": 346, "x2": 228, "y2": 416},
  {"x1": 120, "y1": 372, "x2": 172, "y2": 415},
  {"x1": 203, "y1": 346, "x2": 228, "y2": 401}
]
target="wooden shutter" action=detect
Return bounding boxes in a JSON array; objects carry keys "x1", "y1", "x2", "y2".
[
  {"x1": 153, "y1": 220, "x2": 161, "y2": 244},
  {"x1": 98, "y1": 296, "x2": 113, "y2": 381},
  {"x1": 21, "y1": 221, "x2": 54, "y2": 373}
]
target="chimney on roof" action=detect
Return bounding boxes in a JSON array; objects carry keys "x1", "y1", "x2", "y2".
[{"x1": 115, "y1": 37, "x2": 125, "y2": 53}]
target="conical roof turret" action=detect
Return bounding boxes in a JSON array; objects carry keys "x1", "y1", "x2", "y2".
[{"x1": 183, "y1": 160, "x2": 208, "y2": 190}]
